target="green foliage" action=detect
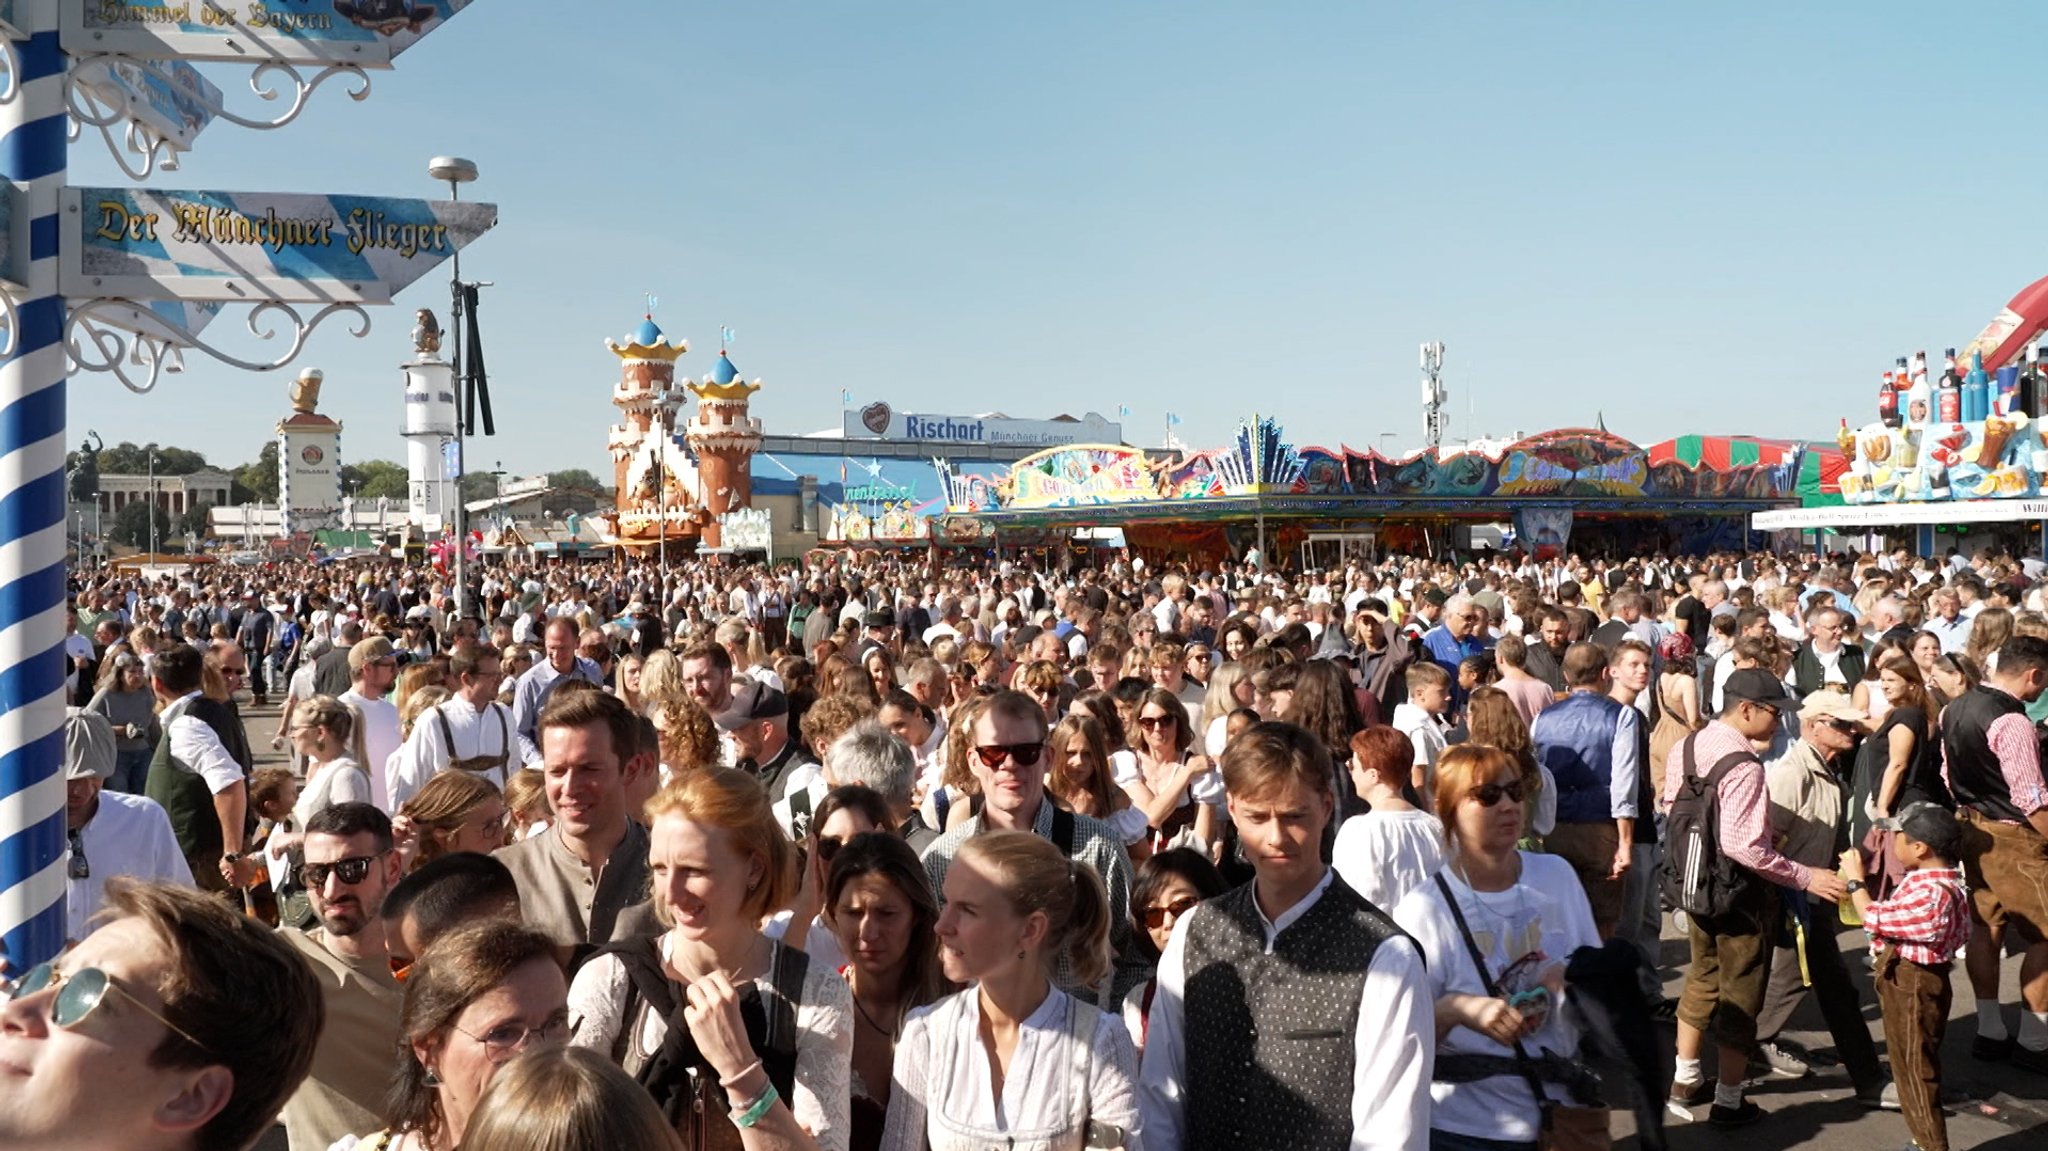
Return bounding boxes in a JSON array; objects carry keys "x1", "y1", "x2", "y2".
[
  {"x1": 547, "y1": 468, "x2": 609, "y2": 494},
  {"x1": 178, "y1": 502, "x2": 214, "y2": 538},
  {"x1": 342, "y1": 459, "x2": 410, "y2": 501},
  {"x1": 92, "y1": 442, "x2": 209, "y2": 475},
  {"x1": 111, "y1": 500, "x2": 172, "y2": 549},
  {"x1": 235, "y1": 441, "x2": 280, "y2": 504}
]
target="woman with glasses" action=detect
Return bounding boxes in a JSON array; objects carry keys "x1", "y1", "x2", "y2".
[
  {"x1": 396, "y1": 772, "x2": 509, "y2": 873},
  {"x1": 769, "y1": 786, "x2": 894, "y2": 974},
  {"x1": 1391, "y1": 744, "x2": 1601, "y2": 1151},
  {"x1": 822, "y1": 832, "x2": 952, "y2": 1151},
  {"x1": 340, "y1": 920, "x2": 571, "y2": 1151},
  {"x1": 568, "y1": 767, "x2": 853, "y2": 1150},
  {"x1": 1130, "y1": 687, "x2": 1220, "y2": 855},
  {"x1": 1119, "y1": 847, "x2": 1226, "y2": 1056},
  {"x1": 881, "y1": 830, "x2": 1139, "y2": 1151}
]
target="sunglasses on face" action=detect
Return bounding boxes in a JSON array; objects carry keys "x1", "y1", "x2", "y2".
[
  {"x1": 1137, "y1": 714, "x2": 1174, "y2": 730},
  {"x1": 816, "y1": 835, "x2": 846, "y2": 864},
  {"x1": 298, "y1": 851, "x2": 387, "y2": 889},
  {"x1": 1141, "y1": 897, "x2": 1200, "y2": 929},
  {"x1": 1469, "y1": 779, "x2": 1528, "y2": 807},
  {"x1": 8, "y1": 962, "x2": 210, "y2": 1053},
  {"x1": 973, "y1": 742, "x2": 1045, "y2": 769}
]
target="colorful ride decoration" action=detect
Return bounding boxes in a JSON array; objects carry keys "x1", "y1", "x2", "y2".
[{"x1": 942, "y1": 420, "x2": 1801, "y2": 514}]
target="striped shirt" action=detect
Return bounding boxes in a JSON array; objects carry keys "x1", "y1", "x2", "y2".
[
  {"x1": 1862, "y1": 867, "x2": 1970, "y2": 966},
  {"x1": 1662, "y1": 719, "x2": 1811, "y2": 890}
]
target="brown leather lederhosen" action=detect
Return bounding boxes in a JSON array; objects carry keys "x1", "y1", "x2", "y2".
[{"x1": 433, "y1": 703, "x2": 511, "y2": 776}]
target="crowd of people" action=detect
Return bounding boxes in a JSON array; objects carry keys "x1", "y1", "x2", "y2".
[{"x1": 16, "y1": 541, "x2": 2048, "y2": 1151}]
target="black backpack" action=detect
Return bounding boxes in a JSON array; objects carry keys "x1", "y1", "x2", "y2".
[{"x1": 1657, "y1": 733, "x2": 1758, "y2": 919}]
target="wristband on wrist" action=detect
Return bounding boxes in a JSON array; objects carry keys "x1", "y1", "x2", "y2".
[
  {"x1": 718, "y1": 1059, "x2": 763, "y2": 1090},
  {"x1": 731, "y1": 1082, "x2": 778, "y2": 1129}
]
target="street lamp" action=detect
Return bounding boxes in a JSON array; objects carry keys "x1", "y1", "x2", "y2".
[
  {"x1": 146, "y1": 450, "x2": 158, "y2": 557},
  {"x1": 431, "y1": 155, "x2": 479, "y2": 619}
]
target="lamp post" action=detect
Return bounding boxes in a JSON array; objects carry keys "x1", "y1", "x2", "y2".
[
  {"x1": 146, "y1": 451, "x2": 158, "y2": 558},
  {"x1": 431, "y1": 155, "x2": 480, "y2": 621}
]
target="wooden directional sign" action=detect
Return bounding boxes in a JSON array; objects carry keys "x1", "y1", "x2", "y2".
[
  {"x1": 63, "y1": 1, "x2": 477, "y2": 68},
  {"x1": 61, "y1": 186, "x2": 498, "y2": 305},
  {"x1": 73, "y1": 56, "x2": 221, "y2": 152}
]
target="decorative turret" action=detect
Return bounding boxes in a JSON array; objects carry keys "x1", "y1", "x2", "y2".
[
  {"x1": 686, "y1": 349, "x2": 765, "y2": 548},
  {"x1": 603, "y1": 307, "x2": 703, "y2": 548}
]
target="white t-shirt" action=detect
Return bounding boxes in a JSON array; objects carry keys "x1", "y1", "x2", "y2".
[
  {"x1": 1332, "y1": 809, "x2": 1446, "y2": 913},
  {"x1": 1392, "y1": 702, "x2": 1448, "y2": 790},
  {"x1": 1392, "y1": 853, "x2": 1601, "y2": 1144},
  {"x1": 67, "y1": 792, "x2": 191, "y2": 934},
  {"x1": 338, "y1": 690, "x2": 401, "y2": 812}
]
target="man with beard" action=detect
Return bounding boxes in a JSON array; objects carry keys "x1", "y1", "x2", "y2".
[
  {"x1": 278, "y1": 803, "x2": 404, "y2": 1151},
  {"x1": 1521, "y1": 606, "x2": 1571, "y2": 695}
]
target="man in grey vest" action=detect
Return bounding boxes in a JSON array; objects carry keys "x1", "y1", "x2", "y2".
[{"x1": 1140, "y1": 722, "x2": 1431, "y2": 1151}]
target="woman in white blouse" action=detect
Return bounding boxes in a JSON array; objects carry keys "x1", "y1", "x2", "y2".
[
  {"x1": 567, "y1": 767, "x2": 854, "y2": 1151},
  {"x1": 882, "y1": 830, "x2": 1142, "y2": 1151}
]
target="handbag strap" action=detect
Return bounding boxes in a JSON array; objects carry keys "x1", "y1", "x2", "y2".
[{"x1": 1433, "y1": 871, "x2": 1554, "y2": 1125}]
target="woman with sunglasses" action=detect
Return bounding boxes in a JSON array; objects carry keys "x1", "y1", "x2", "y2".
[
  {"x1": 396, "y1": 772, "x2": 509, "y2": 873},
  {"x1": 769, "y1": 786, "x2": 895, "y2": 975},
  {"x1": 1391, "y1": 744, "x2": 1601, "y2": 1151},
  {"x1": 882, "y1": 830, "x2": 1138, "y2": 1151},
  {"x1": 270, "y1": 696, "x2": 372, "y2": 866},
  {"x1": 568, "y1": 767, "x2": 853, "y2": 1150},
  {"x1": 822, "y1": 832, "x2": 951, "y2": 1151},
  {"x1": 342, "y1": 921, "x2": 571, "y2": 1151},
  {"x1": 1119, "y1": 847, "x2": 1226, "y2": 1056},
  {"x1": 1130, "y1": 687, "x2": 1220, "y2": 855}
]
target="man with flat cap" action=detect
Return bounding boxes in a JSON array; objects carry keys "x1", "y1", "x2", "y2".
[
  {"x1": 716, "y1": 680, "x2": 816, "y2": 802},
  {"x1": 63, "y1": 708, "x2": 189, "y2": 937}
]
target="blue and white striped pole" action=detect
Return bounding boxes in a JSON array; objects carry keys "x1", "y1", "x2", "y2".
[{"x1": 0, "y1": 0, "x2": 71, "y2": 968}]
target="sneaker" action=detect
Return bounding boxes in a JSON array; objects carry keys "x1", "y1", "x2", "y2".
[
  {"x1": 1666, "y1": 1078, "x2": 1711, "y2": 1121},
  {"x1": 1854, "y1": 1082, "x2": 1901, "y2": 1110},
  {"x1": 1973, "y1": 1034, "x2": 2016, "y2": 1062},
  {"x1": 1708, "y1": 1099, "x2": 1764, "y2": 1128},
  {"x1": 2011, "y1": 1044, "x2": 2048, "y2": 1075},
  {"x1": 1753, "y1": 1042, "x2": 1811, "y2": 1080}
]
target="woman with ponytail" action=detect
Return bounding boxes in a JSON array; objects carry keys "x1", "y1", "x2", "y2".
[{"x1": 880, "y1": 830, "x2": 1140, "y2": 1150}]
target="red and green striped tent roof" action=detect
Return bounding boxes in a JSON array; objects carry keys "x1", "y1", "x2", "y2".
[{"x1": 1645, "y1": 435, "x2": 1801, "y2": 469}]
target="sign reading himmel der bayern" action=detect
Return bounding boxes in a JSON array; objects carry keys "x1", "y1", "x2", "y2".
[
  {"x1": 62, "y1": 186, "x2": 497, "y2": 304},
  {"x1": 65, "y1": 0, "x2": 476, "y2": 66}
]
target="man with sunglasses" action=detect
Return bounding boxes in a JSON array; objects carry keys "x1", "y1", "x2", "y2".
[
  {"x1": 0, "y1": 880, "x2": 324, "y2": 1151},
  {"x1": 339, "y1": 637, "x2": 403, "y2": 811},
  {"x1": 279, "y1": 802, "x2": 405, "y2": 1151},
  {"x1": 920, "y1": 688, "x2": 1137, "y2": 1007},
  {"x1": 1663, "y1": 669, "x2": 1847, "y2": 1127},
  {"x1": 387, "y1": 645, "x2": 516, "y2": 810},
  {"x1": 143, "y1": 644, "x2": 250, "y2": 896},
  {"x1": 1749, "y1": 692, "x2": 1892, "y2": 1102}
]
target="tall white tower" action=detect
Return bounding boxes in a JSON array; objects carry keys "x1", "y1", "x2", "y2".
[
  {"x1": 1420, "y1": 342, "x2": 1447, "y2": 450},
  {"x1": 401, "y1": 311, "x2": 459, "y2": 529}
]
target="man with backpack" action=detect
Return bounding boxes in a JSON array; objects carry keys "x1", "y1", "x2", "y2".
[{"x1": 1660, "y1": 668, "x2": 1848, "y2": 1128}]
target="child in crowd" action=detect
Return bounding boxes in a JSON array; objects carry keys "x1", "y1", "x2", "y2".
[
  {"x1": 1392, "y1": 661, "x2": 1452, "y2": 796},
  {"x1": 1843, "y1": 804, "x2": 1971, "y2": 1151}
]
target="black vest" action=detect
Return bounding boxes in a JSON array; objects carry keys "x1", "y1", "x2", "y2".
[
  {"x1": 1182, "y1": 875, "x2": 1404, "y2": 1151},
  {"x1": 1945, "y1": 685, "x2": 2028, "y2": 823}
]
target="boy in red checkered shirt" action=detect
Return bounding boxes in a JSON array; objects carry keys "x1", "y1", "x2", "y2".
[{"x1": 1843, "y1": 804, "x2": 1970, "y2": 1151}]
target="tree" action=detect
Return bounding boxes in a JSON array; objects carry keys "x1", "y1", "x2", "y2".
[
  {"x1": 346, "y1": 460, "x2": 410, "y2": 501},
  {"x1": 95, "y1": 441, "x2": 209, "y2": 475},
  {"x1": 178, "y1": 501, "x2": 214, "y2": 539},
  {"x1": 547, "y1": 468, "x2": 609, "y2": 495},
  {"x1": 111, "y1": 500, "x2": 172, "y2": 550},
  {"x1": 235, "y1": 442, "x2": 280, "y2": 504},
  {"x1": 459, "y1": 472, "x2": 497, "y2": 503}
]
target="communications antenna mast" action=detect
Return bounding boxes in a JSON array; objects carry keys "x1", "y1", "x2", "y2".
[{"x1": 1420, "y1": 342, "x2": 1447, "y2": 449}]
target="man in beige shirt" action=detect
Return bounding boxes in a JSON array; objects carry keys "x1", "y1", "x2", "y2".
[
  {"x1": 496, "y1": 687, "x2": 651, "y2": 959},
  {"x1": 1755, "y1": 692, "x2": 1890, "y2": 1103},
  {"x1": 280, "y1": 802, "x2": 406, "y2": 1151}
]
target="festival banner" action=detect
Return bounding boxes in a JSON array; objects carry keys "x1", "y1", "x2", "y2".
[{"x1": 62, "y1": 186, "x2": 497, "y2": 304}]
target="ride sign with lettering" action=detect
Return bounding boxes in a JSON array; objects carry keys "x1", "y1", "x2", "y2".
[
  {"x1": 64, "y1": 0, "x2": 476, "y2": 67},
  {"x1": 61, "y1": 185, "x2": 497, "y2": 304}
]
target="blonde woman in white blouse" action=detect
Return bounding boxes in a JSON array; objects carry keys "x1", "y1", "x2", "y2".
[
  {"x1": 882, "y1": 830, "x2": 1142, "y2": 1151},
  {"x1": 567, "y1": 767, "x2": 853, "y2": 1151}
]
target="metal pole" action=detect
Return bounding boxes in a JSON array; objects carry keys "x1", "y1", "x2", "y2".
[
  {"x1": 147, "y1": 452, "x2": 157, "y2": 557},
  {"x1": 432, "y1": 157, "x2": 478, "y2": 621},
  {"x1": 0, "y1": 0, "x2": 71, "y2": 965}
]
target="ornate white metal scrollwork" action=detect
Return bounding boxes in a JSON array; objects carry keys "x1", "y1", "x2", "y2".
[
  {"x1": 66, "y1": 298, "x2": 372, "y2": 395},
  {"x1": 0, "y1": 286, "x2": 21, "y2": 360},
  {"x1": 211, "y1": 58, "x2": 373, "y2": 131},
  {"x1": 0, "y1": 36, "x2": 21, "y2": 106},
  {"x1": 66, "y1": 77, "x2": 181, "y2": 179}
]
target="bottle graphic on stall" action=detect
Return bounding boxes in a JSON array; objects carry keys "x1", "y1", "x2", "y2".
[
  {"x1": 1878, "y1": 371, "x2": 1901, "y2": 428},
  {"x1": 1964, "y1": 351, "x2": 1991, "y2": 423},
  {"x1": 1905, "y1": 359, "x2": 1934, "y2": 427},
  {"x1": 1939, "y1": 349, "x2": 1964, "y2": 423},
  {"x1": 2024, "y1": 343, "x2": 2044, "y2": 418}
]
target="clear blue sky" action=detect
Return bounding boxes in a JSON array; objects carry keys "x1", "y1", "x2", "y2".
[{"x1": 66, "y1": 1, "x2": 2048, "y2": 476}]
